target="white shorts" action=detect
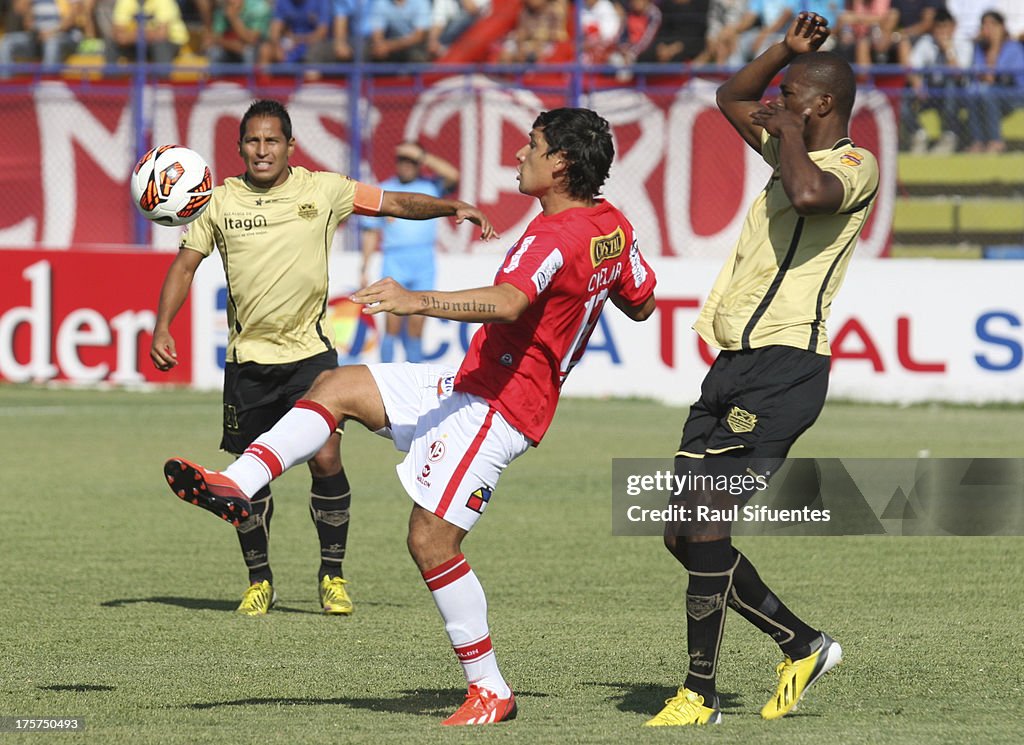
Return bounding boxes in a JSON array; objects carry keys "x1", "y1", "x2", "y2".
[{"x1": 366, "y1": 362, "x2": 531, "y2": 531}]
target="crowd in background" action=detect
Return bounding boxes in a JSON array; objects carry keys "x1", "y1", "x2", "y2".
[{"x1": 0, "y1": 0, "x2": 1022, "y2": 151}]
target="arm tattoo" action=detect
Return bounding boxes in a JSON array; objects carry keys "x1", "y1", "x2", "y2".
[
  {"x1": 393, "y1": 193, "x2": 453, "y2": 220},
  {"x1": 429, "y1": 296, "x2": 498, "y2": 315}
]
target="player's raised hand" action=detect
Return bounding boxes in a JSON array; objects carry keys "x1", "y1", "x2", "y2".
[
  {"x1": 352, "y1": 277, "x2": 419, "y2": 316},
  {"x1": 453, "y1": 202, "x2": 499, "y2": 241},
  {"x1": 784, "y1": 12, "x2": 830, "y2": 55},
  {"x1": 150, "y1": 329, "x2": 178, "y2": 371}
]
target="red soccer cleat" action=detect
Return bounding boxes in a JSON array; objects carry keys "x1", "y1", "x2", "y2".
[
  {"x1": 441, "y1": 685, "x2": 517, "y2": 726},
  {"x1": 163, "y1": 457, "x2": 252, "y2": 527}
]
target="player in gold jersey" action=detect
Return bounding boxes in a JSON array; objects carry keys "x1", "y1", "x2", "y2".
[
  {"x1": 647, "y1": 13, "x2": 878, "y2": 727},
  {"x1": 150, "y1": 99, "x2": 494, "y2": 616}
]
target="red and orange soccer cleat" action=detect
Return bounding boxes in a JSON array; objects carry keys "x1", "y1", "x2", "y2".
[
  {"x1": 164, "y1": 457, "x2": 252, "y2": 527},
  {"x1": 441, "y1": 685, "x2": 518, "y2": 726}
]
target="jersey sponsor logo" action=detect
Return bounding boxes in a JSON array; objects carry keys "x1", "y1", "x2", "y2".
[
  {"x1": 222, "y1": 214, "x2": 268, "y2": 232},
  {"x1": 297, "y1": 202, "x2": 319, "y2": 220},
  {"x1": 531, "y1": 248, "x2": 564, "y2": 295},
  {"x1": 590, "y1": 226, "x2": 625, "y2": 267},
  {"x1": 503, "y1": 235, "x2": 536, "y2": 274},
  {"x1": 840, "y1": 152, "x2": 863, "y2": 167},
  {"x1": 436, "y1": 374, "x2": 455, "y2": 398},
  {"x1": 628, "y1": 236, "x2": 648, "y2": 288},
  {"x1": 427, "y1": 440, "x2": 446, "y2": 462},
  {"x1": 726, "y1": 406, "x2": 758, "y2": 434},
  {"x1": 421, "y1": 464, "x2": 431, "y2": 478},
  {"x1": 466, "y1": 486, "x2": 492, "y2": 514}
]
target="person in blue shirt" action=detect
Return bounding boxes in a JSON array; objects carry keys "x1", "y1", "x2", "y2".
[
  {"x1": 360, "y1": 141, "x2": 459, "y2": 363},
  {"x1": 259, "y1": 0, "x2": 331, "y2": 64},
  {"x1": 367, "y1": 0, "x2": 432, "y2": 62},
  {"x1": 967, "y1": 10, "x2": 1024, "y2": 153}
]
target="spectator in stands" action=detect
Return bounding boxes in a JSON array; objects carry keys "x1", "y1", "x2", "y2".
[
  {"x1": 302, "y1": 0, "x2": 359, "y2": 63},
  {"x1": 702, "y1": 0, "x2": 754, "y2": 65},
  {"x1": 497, "y1": 0, "x2": 567, "y2": 64},
  {"x1": 862, "y1": 0, "x2": 940, "y2": 65},
  {"x1": 608, "y1": 0, "x2": 661, "y2": 76},
  {"x1": 966, "y1": 10, "x2": 1024, "y2": 153},
  {"x1": 901, "y1": 7, "x2": 969, "y2": 154},
  {"x1": 179, "y1": 0, "x2": 212, "y2": 43},
  {"x1": 835, "y1": 0, "x2": 894, "y2": 65},
  {"x1": 639, "y1": 0, "x2": 708, "y2": 64},
  {"x1": 259, "y1": 0, "x2": 330, "y2": 64},
  {"x1": 580, "y1": 0, "x2": 620, "y2": 65},
  {"x1": 427, "y1": 0, "x2": 490, "y2": 59},
  {"x1": 0, "y1": 0, "x2": 89, "y2": 71},
  {"x1": 366, "y1": 0, "x2": 431, "y2": 63},
  {"x1": 207, "y1": 0, "x2": 271, "y2": 63},
  {"x1": 106, "y1": 0, "x2": 190, "y2": 63}
]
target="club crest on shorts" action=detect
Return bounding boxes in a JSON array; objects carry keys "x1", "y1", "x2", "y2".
[
  {"x1": 466, "y1": 487, "x2": 492, "y2": 514},
  {"x1": 223, "y1": 404, "x2": 239, "y2": 431},
  {"x1": 427, "y1": 440, "x2": 446, "y2": 462},
  {"x1": 726, "y1": 406, "x2": 757, "y2": 434}
]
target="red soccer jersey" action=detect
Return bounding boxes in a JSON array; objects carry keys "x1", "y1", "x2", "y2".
[{"x1": 455, "y1": 200, "x2": 656, "y2": 444}]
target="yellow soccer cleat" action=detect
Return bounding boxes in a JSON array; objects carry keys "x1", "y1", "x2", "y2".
[
  {"x1": 644, "y1": 687, "x2": 721, "y2": 726},
  {"x1": 319, "y1": 575, "x2": 353, "y2": 615},
  {"x1": 236, "y1": 580, "x2": 276, "y2": 616},
  {"x1": 761, "y1": 633, "x2": 843, "y2": 720}
]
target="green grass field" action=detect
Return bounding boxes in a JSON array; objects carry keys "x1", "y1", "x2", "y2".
[{"x1": 1, "y1": 386, "x2": 1022, "y2": 744}]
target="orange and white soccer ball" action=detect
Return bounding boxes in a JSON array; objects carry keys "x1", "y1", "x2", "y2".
[{"x1": 130, "y1": 145, "x2": 213, "y2": 226}]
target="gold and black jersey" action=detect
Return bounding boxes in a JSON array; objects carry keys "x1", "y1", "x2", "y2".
[
  {"x1": 180, "y1": 166, "x2": 360, "y2": 365},
  {"x1": 694, "y1": 130, "x2": 879, "y2": 355}
]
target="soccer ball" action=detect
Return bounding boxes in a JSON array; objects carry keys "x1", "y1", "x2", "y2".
[{"x1": 130, "y1": 145, "x2": 213, "y2": 226}]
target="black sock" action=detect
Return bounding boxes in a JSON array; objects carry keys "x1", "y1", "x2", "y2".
[
  {"x1": 682, "y1": 538, "x2": 735, "y2": 704},
  {"x1": 728, "y1": 549, "x2": 820, "y2": 660},
  {"x1": 310, "y1": 470, "x2": 352, "y2": 581},
  {"x1": 236, "y1": 486, "x2": 273, "y2": 585}
]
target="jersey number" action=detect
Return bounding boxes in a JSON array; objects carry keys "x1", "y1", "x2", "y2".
[{"x1": 560, "y1": 289, "x2": 609, "y2": 380}]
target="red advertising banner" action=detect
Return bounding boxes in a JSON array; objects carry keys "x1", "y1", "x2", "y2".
[
  {"x1": 0, "y1": 249, "x2": 186, "y2": 384},
  {"x1": 0, "y1": 78, "x2": 895, "y2": 256}
]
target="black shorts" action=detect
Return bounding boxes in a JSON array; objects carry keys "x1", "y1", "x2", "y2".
[
  {"x1": 221, "y1": 349, "x2": 339, "y2": 455},
  {"x1": 677, "y1": 345, "x2": 830, "y2": 460}
]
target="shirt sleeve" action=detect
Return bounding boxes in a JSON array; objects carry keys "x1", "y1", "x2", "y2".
[
  {"x1": 821, "y1": 148, "x2": 880, "y2": 214},
  {"x1": 495, "y1": 230, "x2": 565, "y2": 304},
  {"x1": 178, "y1": 196, "x2": 216, "y2": 257},
  {"x1": 760, "y1": 128, "x2": 780, "y2": 168},
  {"x1": 614, "y1": 228, "x2": 657, "y2": 307}
]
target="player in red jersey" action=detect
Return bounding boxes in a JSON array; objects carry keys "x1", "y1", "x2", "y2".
[{"x1": 163, "y1": 107, "x2": 657, "y2": 726}]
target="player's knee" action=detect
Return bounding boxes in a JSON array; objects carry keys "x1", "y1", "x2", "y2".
[
  {"x1": 407, "y1": 509, "x2": 463, "y2": 571},
  {"x1": 663, "y1": 527, "x2": 689, "y2": 567}
]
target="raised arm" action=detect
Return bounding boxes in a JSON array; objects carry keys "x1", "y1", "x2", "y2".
[{"x1": 716, "y1": 12, "x2": 830, "y2": 153}]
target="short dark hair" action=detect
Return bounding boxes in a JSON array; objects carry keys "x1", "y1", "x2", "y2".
[
  {"x1": 981, "y1": 10, "x2": 1006, "y2": 27},
  {"x1": 239, "y1": 99, "x2": 293, "y2": 141},
  {"x1": 789, "y1": 51, "x2": 857, "y2": 120},
  {"x1": 933, "y1": 7, "x2": 953, "y2": 24},
  {"x1": 532, "y1": 108, "x2": 614, "y2": 200}
]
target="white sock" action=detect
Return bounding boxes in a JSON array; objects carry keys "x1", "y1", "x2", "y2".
[
  {"x1": 223, "y1": 400, "x2": 337, "y2": 497},
  {"x1": 422, "y1": 554, "x2": 511, "y2": 698}
]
